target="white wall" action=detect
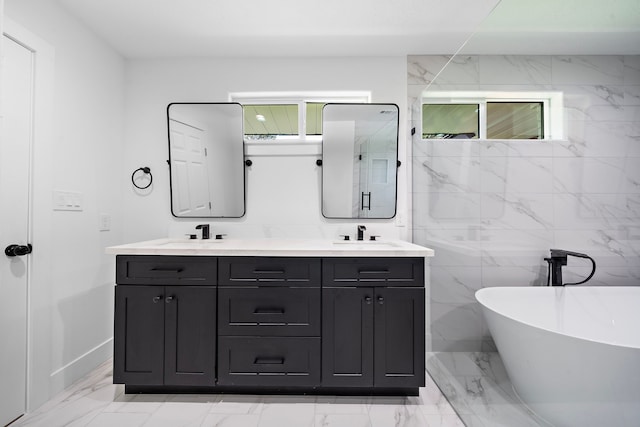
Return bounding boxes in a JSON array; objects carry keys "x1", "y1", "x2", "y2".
[
  {"x1": 122, "y1": 57, "x2": 408, "y2": 243},
  {"x1": 4, "y1": 0, "x2": 125, "y2": 410}
]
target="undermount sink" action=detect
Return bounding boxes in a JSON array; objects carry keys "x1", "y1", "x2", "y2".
[
  {"x1": 156, "y1": 238, "x2": 226, "y2": 248},
  {"x1": 333, "y1": 240, "x2": 399, "y2": 248}
]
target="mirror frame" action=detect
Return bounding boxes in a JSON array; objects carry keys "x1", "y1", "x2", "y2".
[
  {"x1": 320, "y1": 102, "x2": 400, "y2": 220},
  {"x1": 167, "y1": 102, "x2": 246, "y2": 218}
]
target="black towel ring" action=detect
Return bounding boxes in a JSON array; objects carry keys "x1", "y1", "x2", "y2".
[{"x1": 132, "y1": 167, "x2": 153, "y2": 189}]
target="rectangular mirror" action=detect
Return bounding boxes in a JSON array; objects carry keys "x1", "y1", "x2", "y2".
[
  {"x1": 322, "y1": 103, "x2": 399, "y2": 219},
  {"x1": 167, "y1": 103, "x2": 245, "y2": 218}
]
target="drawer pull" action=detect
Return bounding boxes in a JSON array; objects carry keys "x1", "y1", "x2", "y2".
[
  {"x1": 358, "y1": 269, "x2": 390, "y2": 274},
  {"x1": 254, "y1": 357, "x2": 285, "y2": 365},
  {"x1": 150, "y1": 267, "x2": 184, "y2": 273},
  {"x1": 253, "y1": 269, "x2": 285, "y2": 274},
  {"x1": 254, "y1": 307, "x2": 285, "y2": 314}
]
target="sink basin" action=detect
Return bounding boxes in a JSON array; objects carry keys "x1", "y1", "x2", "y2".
[
  {"x1": 333, "y1": 240, "x2": 399, "y2": 248},
  {"x1": 156, "y1": 238, "x2": 226, "y2": 249}
]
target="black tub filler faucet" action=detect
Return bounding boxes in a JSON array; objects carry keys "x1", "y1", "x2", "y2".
[{"x1": 544, "y1": 249, "x2": 596, "y2": 286}]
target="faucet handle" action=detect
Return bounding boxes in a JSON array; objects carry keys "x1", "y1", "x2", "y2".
[{"x1": 339, "y1": 235, "x2": 351, "y2": 241}]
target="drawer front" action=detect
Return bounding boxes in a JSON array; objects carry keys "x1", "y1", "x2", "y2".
[
  {"x1": 218, "y1": 337, "x2": 320, "y2": 386},
  {"x1": 116, "y1": 255, "x2": 217, "y2": 285},
  {"x1": 322, "y1": 257, "x2": 424, "y2": 286},
  {"x1": 219, "y1": 288, "x2": 320, "y2": 336},
  {"x1": 219, "y1": 257, "x2": 320, "y2": 287}
]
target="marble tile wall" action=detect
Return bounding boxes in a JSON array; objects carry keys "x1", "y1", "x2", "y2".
[{"x1": 408, "y1": 55, "x2": 640, "y2": 351}]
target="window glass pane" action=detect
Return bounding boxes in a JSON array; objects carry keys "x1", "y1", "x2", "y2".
[
  {"x1": 422, "y1": 104, "x2": 479, "y2": 139},
  {"x1": 306, "y1": 102, "x2": 324, "y2": 135},
  {"x1": 487, "y1": 102, "x2": 543, "y2": 139},
  {"x1": 243, "y1": 104, "x2": 298, "y2": 139}
]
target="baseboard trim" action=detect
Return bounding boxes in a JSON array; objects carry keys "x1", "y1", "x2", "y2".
[{"x1": 49, "y1": 338, "x2": 113, "y2": 392}]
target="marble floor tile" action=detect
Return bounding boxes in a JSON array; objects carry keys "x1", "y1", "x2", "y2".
[
  {"x1": 84, "y1": 413, "x2": 149, "y2": 427},
  {"x1": 258, "y1": 401, "x2": 316, "y2": 427},
  {"x1": 367, "y1": 403, "x2": 426, "y2": 427},
  {"x1": 314, "y1": 413, "x2": 371, "y2": 427},
  {"x1": 209, "y1": 394, "x2": 264, "y2": 415},
  {"x1": 14, "y1": 358, "x2": 468, "y2": 427},
  {"x1": 199, "y1": 413, "x2": 261, "y2": 427},
  {"x1": 427, "y1": 352, "x2": 549, "y2": 427}
]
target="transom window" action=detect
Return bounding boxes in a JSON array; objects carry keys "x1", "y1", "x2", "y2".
[
  {"x1": 421, "y1": 91, "x2": 563, "y2": 140},
  {"x1": 230, "y1": 92, "x2": 370, "y2": 142}
]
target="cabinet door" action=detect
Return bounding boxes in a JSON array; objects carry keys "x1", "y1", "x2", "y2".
[
  {"x1": 164, "y1": 286, "x2": 216, "y2": 386},
  {"x1": 322, "y1": 287, "x2": 374, "y2": 387},
  {"x1": 113, "y1": 286, "x2": 165, "y2": 385},
  {"x1": 374, "y1": 287, "x2": 425, "y2": 388}
]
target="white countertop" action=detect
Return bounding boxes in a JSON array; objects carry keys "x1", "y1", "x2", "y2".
[{"x1": 105, "y1": 238, "x2": 435, "y2": 257}]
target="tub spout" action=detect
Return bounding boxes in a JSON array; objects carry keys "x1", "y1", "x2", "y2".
[{"x1": 544, "y1": 249, "x2": 596, "y2": 286}]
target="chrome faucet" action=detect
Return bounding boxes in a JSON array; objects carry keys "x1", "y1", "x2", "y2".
[
  {"x1": 195, "y1": 224, "x2": 210, "y2": 239},
  {"x1": 357, "y1": 225, "x2": 366, "y2": 241}
]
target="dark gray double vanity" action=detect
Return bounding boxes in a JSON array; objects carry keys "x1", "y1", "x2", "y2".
[{"x1": 107, "y1": 238, "x2": 433, "y2": 396}]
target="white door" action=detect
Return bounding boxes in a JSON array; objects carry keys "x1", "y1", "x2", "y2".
[
  {"x1": 168, "y1": 119, "x2": 211, "y2": 216},
  {"x1": 0, "y1": 34, "x2": 33, "y2": 426}
]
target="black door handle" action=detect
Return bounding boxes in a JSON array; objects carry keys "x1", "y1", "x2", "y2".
[{"x1": 5, "y1": 244, "x2": 32, "y2": 257}]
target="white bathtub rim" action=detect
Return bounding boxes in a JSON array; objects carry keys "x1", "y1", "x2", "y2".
[{"x1": 475, "y1": 286, "x2": 640, "y2": 351}]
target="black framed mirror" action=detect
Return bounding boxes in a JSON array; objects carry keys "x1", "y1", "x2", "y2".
[
  {"x1": 321, "y1": 103, "x2": 399, "y2": 219},
  {"x1": 167, "y1": 103, "x2": 245, "y2": 218}
]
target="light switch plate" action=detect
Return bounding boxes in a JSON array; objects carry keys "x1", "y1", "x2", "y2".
[
  {"x1": 99, "y1": 213, "x2": 111, "y2": 231},
  {"x1": 53, "y1": 190, "x2": 83, "y2": 211}
]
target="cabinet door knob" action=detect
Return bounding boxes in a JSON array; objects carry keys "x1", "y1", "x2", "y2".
[
  {"x1": 377, "y1": 296, "x2": 385, "y2": 304},
  {"x1": 152, "y1": 295, "x2": 163, "y2": 303},
  {"x1": 364, "y1": 296, "x2": 372, "y2": 304},
  {"x1": 165, "y1": 296, "x2": 175, "y2": 303}
]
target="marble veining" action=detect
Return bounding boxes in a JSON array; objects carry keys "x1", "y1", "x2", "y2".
[
  {"x1": 411, "y1": 55, "x2": 640, "y2": 352},
  {"x1": 13, "y1": 359, "x2": 466, "y2": 427},
  {"x1": 477, "y1": 56, "x2": 552, "y2": 85},
  {"x1": 427, "y1": 352, "x2": 547, "y2": 427}
]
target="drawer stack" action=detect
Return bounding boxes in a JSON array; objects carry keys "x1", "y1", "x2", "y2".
[{"x1": 217, "y1": 257, "x2": 322, "y2": 387}]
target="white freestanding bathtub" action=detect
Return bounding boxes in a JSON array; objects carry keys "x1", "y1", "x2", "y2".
[{"x1": 476, "y1": 286, "x2": 640, "y2": 427}]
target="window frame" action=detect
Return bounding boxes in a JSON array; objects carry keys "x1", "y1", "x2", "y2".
[
  {"x1": 420, "y1": 91, "x2": 563, "y2": 141},
  {"x1": 229, "y1": 92, "x2": 371, "y2": 144}
]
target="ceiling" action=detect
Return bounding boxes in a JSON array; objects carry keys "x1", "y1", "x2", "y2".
[{"x1": 54, "y1": 0, "x2": 640, "y2": 58}]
